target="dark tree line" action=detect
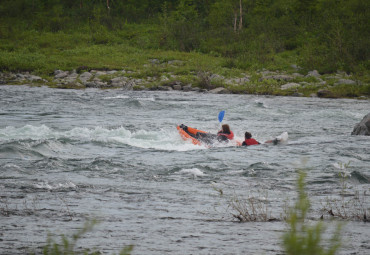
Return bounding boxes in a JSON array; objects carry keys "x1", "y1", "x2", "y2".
[{"x1": 0, "y1": 0, "x2": 369, "y2": 73}]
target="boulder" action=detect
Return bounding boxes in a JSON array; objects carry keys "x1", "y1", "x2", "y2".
[
  {"x1": 160, "y1": 75, "x2": 169, "y2": 82},
  {"x1": 94, "y1": 71, "x2": 106, "y2": 77},
  {"x1": 317, "y1": 89, "x2": 335, "y2": 98},
  {"x1": 259, "y1": 75, "x2": 294, "y2": 82},
  {"x1": 307, "y1": 70, "x2": 321, "y2": 78},
  {"x1": 85, "y1": 81, "x2": 108, "y2": 88},
  {"x1": 173, "y1": 84, "x2": 182, "y2": 90},
  {"x1": 182, "y1": 84, "x2": 193, "y2": 92},
  {"x1": 158, "y1": 85, "x2": 172, "y2": 91},
  {"x1": 64, "y1": 71, "x2": 78, "y2": 83},
  {"x1": 110, "y1": 76, "x2": 128, "y2": 87},
  {"x1": 79, "y1": 72, "x2": 93, "y2": 83},
  {"x1": 54, "y1": 70, "x2": 64, "y2": 75},
  {"x1": 54, "y1": 71, "x2": 69, "y2": 79},
  {"x1": 334, "y1": 79, "x2": 356, "y2": 86},
  {"x1": 281, "y1": 82, "x2": 300, "y2": 90},
  {"x1": 291, "y1": 92, "x2": 304, "y2": 97},
  {"x1": 27, "y1": 75, "x2": 43, "y2": 82},
  {"x1": 292, "y1": 73, "x2": 304, "y2": 78},
  {"x1": 291, "y1": 64, "x2": 300, "y2": 70},
  {"x1": 209, "y1": 87, "x2": 229, "y2": 94},
  {"x1": 351, "y1": 113, "x2": 370, "y2": 136}
]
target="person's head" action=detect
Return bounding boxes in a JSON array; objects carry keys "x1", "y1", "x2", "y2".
[
  {"x1": 222, "y1": 124, "x2": 231, "y2": 134},
  {"x1": 244, "y1": 131, "x2": 252, "y2": 139}
]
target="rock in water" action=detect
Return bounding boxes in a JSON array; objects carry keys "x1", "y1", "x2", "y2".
[{"x1": 351, "y1": 113, "x2": 370, "y2": 136}]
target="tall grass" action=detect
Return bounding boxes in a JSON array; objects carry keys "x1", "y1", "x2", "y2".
[
  {"x1": 41, "y1": 220, "x2": 133, "y2": 255},
  {"x1": 283, "y1": 172, "x2": 342, "y2": 255}
]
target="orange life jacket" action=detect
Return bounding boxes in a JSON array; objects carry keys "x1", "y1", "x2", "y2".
[{"x1": 217, "y1": 131, "x2": 234, "y2": 140}]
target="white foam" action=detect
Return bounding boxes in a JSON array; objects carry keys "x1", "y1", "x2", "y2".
[
  {"x1": 179, "y1": 168, "x2": 206, "y2": 177},
  {"x1": 34, "y1": 181, "x2": 76, "y2": 190},
  {"x1": 0, "y1": 125, "x2": 208, "y2": 152},
  {"x1": 103, "y1": 95, "x2": 130, "y2": 99},
  {"x1": 0, "y1": 125, "x2": 54, "y2": 140},
  {"x1": 136, "y1": 97, "x2": 155, "y2": 101},
  {"x1": 103, "y1": 95, "x2": 155, "y2": 101},
  {"x1": 276, "y1": 132, "x2": 289, "y2": 143}
]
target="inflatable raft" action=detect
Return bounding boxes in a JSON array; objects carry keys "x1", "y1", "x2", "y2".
[
  {"x1": 177, "y1": 124, "x2": 288, "y2": 147},
  {"x1": 177, "y1": 124, "x2": 242, "y2": 147}
]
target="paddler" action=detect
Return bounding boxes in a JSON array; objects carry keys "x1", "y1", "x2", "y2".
[
  {"x1": 217, "y1": 124, "x2": 234, "y2": 142},
  {"x1": 241, "y1": 131, "x2": 260, "y2": 146}
]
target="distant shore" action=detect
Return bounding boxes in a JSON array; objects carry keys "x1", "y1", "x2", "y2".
[{"x1": 1, "y1": 67, "x2": 369, "y2": 99}]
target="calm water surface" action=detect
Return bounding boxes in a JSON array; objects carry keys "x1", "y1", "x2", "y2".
[{"x1": 0, "y1": 85, "x2": 369, "y2": 254}]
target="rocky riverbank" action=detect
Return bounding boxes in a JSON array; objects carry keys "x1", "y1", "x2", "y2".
[{"x1": 0, "y1": 61, "x2": 368, "y2": 98}]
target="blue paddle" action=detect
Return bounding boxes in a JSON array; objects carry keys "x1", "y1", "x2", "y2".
[{"x1": 218, "y1": 111, "x2": 225, "y2": 123}]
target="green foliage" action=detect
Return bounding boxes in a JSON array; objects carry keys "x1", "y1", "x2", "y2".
[
  {"x1": 160, "y1": 0, "x2": 202, "y2": 51},
  {"x1": 0, "y1": 0, "x2": 369, "y2": 92},
  {"x1": 41, "y1": 220, "x2": 133, "y2": 255},
  {"x1": 283, "y1": 171, "x2": 342, "y2": 255}
]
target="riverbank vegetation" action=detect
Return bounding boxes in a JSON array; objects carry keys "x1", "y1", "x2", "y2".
[
  {"x1": 0, "y1": 0, "x2": 369, "y2": 97},
  {"x1": 283, "y1": 172, "x2": 342, "y2": 255}
]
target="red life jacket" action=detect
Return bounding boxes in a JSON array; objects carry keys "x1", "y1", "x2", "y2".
[
  {"x1": 243, "y1": 138, "x2": 259, "y2": 146},
  {"x1": 218, "y1": 131, "x2": 234, "y2": 140}
]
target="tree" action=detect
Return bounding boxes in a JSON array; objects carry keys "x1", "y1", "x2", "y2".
[{"x1": 208, "y1": 0, "x2": 245, "y2": 32}]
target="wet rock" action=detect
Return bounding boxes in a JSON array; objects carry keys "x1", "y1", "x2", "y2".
[
  {"x1": 110, "y1": 77, "x2": 128, "y2": 87},
  {"x1": 14, "y1": 73, "x2": 26, "y2": 82},
  {"x1": 291, "y1": 92, "x2": 304, "y2": 97},
  {"x1": 209, "y1": 87, "x2": 229, "y2": 94},
  {"x1": 173, "y1": 84, "x2": 182, "y2": 90},
  {"x1": 75, "y1": 82, "x2": 84, "y2": 88},
  {"x1": 351, "y1": 113, "x2": 370, "y2": 136},
  {"x1": 317, "y1": 89, "x2": 335, "y2": 98},
  {"x1": 0, "y1": 73, "x2": 5, "y2": 84},
  {"x1": 182, "y1": 84, "x2": 192, "y2": 92},
  {"x1": 124, "y1": 80, "x2": 136, "y2": 90},
  {"x1": 85, "y1": 81, "x2": 108, "y2": 88},
  {"x1": 158, "y1": 86, "x2": 173, "y2": 91}
]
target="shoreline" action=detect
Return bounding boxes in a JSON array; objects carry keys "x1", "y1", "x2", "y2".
[{"x1": 1, "y1": 68, "x2": 369, "y2": 99}]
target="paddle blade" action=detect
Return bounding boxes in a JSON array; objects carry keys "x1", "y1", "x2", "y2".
[{"x1": 218, "y1": 111, "x2": 225, "y2": 123}]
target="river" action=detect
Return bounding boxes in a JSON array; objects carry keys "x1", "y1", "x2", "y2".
[{"x1": 0, "y1": 85, "x2": 369, "y2": 254}]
